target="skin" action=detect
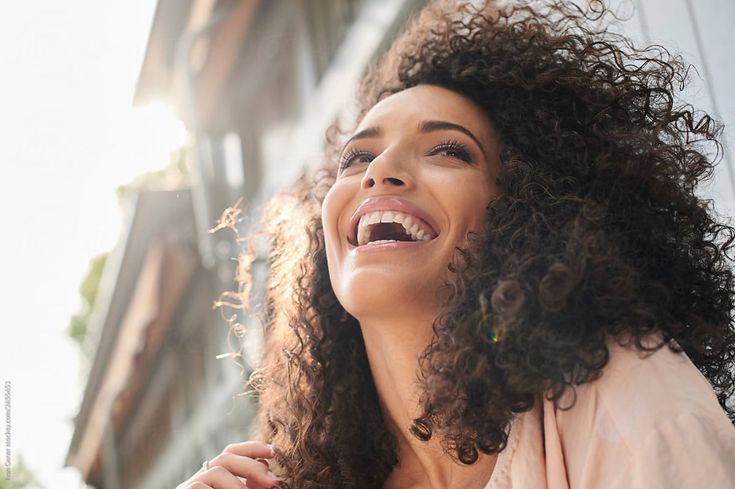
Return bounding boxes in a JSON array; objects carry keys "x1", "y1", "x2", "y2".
[
  {"x1": 177, "y1": 85, "x2": 502, "y2": 489},
  {"x1": 322, "y1": 85, "x2": 502, "y2": 489},
  {"x1": 175, "y1": 441, "x2": 280, "y2": 489}
]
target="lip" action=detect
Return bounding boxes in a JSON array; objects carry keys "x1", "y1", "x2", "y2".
[
  {"x1": 347, "y1": 196, "x2": 440, "y2": 246},
  {"x1": 350, "y1": 238, "x2": 433, "y2": 254}
]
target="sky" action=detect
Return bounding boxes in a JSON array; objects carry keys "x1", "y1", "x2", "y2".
[{"x1": 0, "y1": 1, "x2": 183, "y2": 487}]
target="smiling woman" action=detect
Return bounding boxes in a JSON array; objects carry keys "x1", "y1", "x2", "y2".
[
  {"x1": 322, "y1": 85, "x2": 500, "y2": 322},
  {"x1": 177, "y1": 1, "x2": 735, "y2": 488}
]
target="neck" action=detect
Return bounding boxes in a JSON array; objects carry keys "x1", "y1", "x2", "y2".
[{"x1": 358, "y1": 311, "x2": 496, "y2": 489}]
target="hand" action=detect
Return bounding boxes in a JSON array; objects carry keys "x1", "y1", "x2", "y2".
[{"x1": 176, "y1": 441, "x2": 281, "y2": 489}]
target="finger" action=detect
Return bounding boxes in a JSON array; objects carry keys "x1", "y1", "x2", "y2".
[
  {"x1": 194, "y1": 466, "x2": 247, "y2": 489},
  {"x1": 176, "y1": 480, "x2": 212, "y2": 489},
  {"x1": 183, "y1": 483, "x2": 212, "y2": 489},
  {"x1": 236, "y1": 473, "x2": 274, "y2": 489},
  {"x1": 222, "y1": 441, "x2": 275, "y2": 460},
  {"x1": 209, "y1": 452, "x2": 280, "y2": 488},
  {"x1": 244, "y1": 480, "x2": 272, "y2": 489},
  {"x1": 239, "y1": 476, "x2": 269, "y2": 489}
]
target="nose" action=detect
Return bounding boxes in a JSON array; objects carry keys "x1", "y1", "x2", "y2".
[{"x1": 360, "y1": 149, "x2": 412, "y2": 190}]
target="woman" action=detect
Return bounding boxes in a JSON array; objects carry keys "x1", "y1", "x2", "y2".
[{"x1": 178, "y1": 0, "x2": 735, "y2": 487}]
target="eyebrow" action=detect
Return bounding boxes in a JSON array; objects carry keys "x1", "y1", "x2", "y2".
[
  {"x1": 342, "y1": 126, "x2": 383, "y2": 148},
  {"x1": 342, "y1": 120, "x2": 487, "y2": 158},
  {"x1": 419, "y1": 120, "x2": 487, "y2": 158}
]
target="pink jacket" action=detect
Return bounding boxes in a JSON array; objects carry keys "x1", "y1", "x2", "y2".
[{"x1": 485, "y1": 340, "x2": 735, "y2": 488}]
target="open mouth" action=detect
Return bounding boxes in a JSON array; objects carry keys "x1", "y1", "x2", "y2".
[{"x1": 350, "y1": 210, "x2": 437, "y2": 246}]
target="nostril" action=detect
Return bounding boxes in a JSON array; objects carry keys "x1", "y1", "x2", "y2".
[
  {"x1": 385, "y1": 177, "x2": 404, "y2": 186},
  {"x1": 364, "y1": 177, "x2": 376, "y2": 188}
]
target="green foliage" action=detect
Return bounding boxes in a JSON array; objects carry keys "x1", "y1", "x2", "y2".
[
  {"x1": 67, "y1": 253, "x2": 108, "y2": 347},
  {"x1": 67, "y1": 313, "x2": 88, "y2": 345},
  {"x1": 0, "y1": 455, "x2": 46, "y2": 489},
  {"x1": 79, "y1": 254, "x2": 107, "y2": 309}
]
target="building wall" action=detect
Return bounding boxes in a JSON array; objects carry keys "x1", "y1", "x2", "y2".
[{"x1": 620, "y1": 0, "x2": 735, "y2": 216}]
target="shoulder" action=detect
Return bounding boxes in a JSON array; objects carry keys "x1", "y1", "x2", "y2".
[
  {"x1": 547, "y1": 338, "x2": 735, "y2": 487},
  {"x1": 578, "y1": 339, "x2": 729, "y2": 430},
  {"x1": 580, "y1": 339, "x2": 724, "y2": 423}
]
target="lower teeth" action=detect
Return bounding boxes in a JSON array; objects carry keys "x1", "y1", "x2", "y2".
[{"x1": 368, "y1": 239, "x2": 397, "y2": 245}]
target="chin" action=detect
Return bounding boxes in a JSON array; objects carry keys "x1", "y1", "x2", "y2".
[{"x1": 334, "y1": 268, "x2": 443, "y2": 322}]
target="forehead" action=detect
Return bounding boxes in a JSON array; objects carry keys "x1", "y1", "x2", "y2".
[{"x1": 357, "y1": 85, "x2": 495, "y2": 137}]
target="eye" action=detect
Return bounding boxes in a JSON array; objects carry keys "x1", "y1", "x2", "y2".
[
  {"x1": 339, "y1": 147, "x2": 374, "y2": 171},
  {"x1": 429, "y1": 140, "x2": 473, "y2": 163}
]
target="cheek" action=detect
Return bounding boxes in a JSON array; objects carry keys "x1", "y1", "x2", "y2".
[
  {"x1": 321, "y1": 183, "x2": 342, "y2": 232},
  {"x1": 321, "y1": 183, "x2": 349, "y2": 267},
  {"x1": 451, "y1": 179, "x2": 495, "y2": 227}
]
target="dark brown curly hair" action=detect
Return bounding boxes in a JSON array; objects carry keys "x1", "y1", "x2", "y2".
[{"x1": 242, "y1": 1, "x2": 735, "y2": 487}]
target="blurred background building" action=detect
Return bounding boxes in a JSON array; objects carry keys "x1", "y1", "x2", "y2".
[{"x1": 65, "y1": 0, "x2": 735, "y2": 488}]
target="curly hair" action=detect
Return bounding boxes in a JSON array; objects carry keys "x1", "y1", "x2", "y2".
[{"x1": 244, "y1": 1, "x2": 735, "y2": 487}]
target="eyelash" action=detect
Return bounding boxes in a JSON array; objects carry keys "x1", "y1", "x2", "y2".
[
  {"x1": 338, "y1": 139, "x2": 474, "y2": 171},
  {"x1": 339, "y1": 148, "x2": 373, "y2": 171},
  {"x1": 430, "y1": 140, "x2": 473, "y2": 163}
]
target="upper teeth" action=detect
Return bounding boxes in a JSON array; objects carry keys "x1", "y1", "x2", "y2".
[{"x1": 356, "y1": 210, "x2": 434, "y2": 246}]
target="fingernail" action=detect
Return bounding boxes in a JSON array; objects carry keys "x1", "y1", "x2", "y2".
[{"x1": 267, "y1": 444, "x2": 276, "y2": 456}]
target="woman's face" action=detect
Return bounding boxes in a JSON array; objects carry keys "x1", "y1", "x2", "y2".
[{"x1": 322, "y1": 85, "x2": 501, "y2": 321}]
